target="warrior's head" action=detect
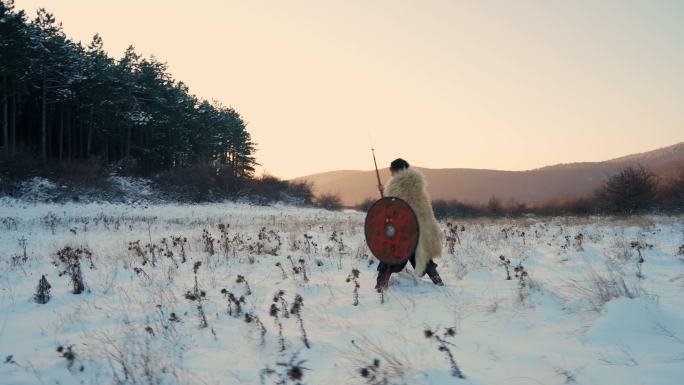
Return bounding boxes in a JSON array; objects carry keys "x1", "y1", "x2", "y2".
[{"x1": 390, "y1": 158, "x2": 409, "y2": 176}]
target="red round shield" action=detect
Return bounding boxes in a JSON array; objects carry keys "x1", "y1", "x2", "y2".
[{"x1": 364, "y1": 197, "x2": 419, "y2": 265}]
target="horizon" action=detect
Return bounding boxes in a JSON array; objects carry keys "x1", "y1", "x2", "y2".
[
  {"x1": 14, "y1": 0, "x2": 684, "y2": 179},
  {"x1": 297, "y1": 140, "x2": 684, "y2": 177}
]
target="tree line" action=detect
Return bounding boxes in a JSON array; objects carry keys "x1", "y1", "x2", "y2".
[
  {"x1": 0, "y1": 1, "x2": 256, "y2": 177},
  {"x1": 359, "y1": 165, "x2": 684, "y2": 217}
]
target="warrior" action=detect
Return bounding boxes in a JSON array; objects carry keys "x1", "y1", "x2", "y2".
[{"x1": 375, "y1": 158, "x2": 444, "y2": 291}]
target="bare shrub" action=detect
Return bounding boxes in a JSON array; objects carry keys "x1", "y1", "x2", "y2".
[
  {"x1": 11, "y1": 236, "x2": 28, "y2": 267},
  {"x1": 250, "y1": 227, "x2": 281, "y2": 256},
  {"x1": 598, "y1": 165, "x2": 659, "y2": 214},
  {"x1": 220, "y1": 289, "x2": 245, "y2": 317},
  {"x1": 200, "y1": 229, "x2": 215, "y2": 256},
  {"x1": 170, "y1": 235, "x2": 188, "y2": 263},
  {"x1": 242, "y1": 174, "x2": 315, "y2": 205},
  {"x1": 348, "y1": 338, "x2": 407, "y2": 385},
  {"x1": 2, "y1": 216, "x2": 18, "y2": 231},
  {"x1": 42, "y1": 212, "x2": 61, "y2": 234},
  {"x1": 55, "y1": 246, "x2": 92, "y2": 294},
  {"x1": 127, "y1": 240, "x2": 149, "y2": 265},
  {"x1": 315, "y1": 193, "x2": 343, "y2": 211},
  {"x1": 660, "y1": 168, "x2": 684, "y2": 212},
  {"x1": 88, "y1": 325, "x2": 188, "y2": 385},
  {"x1": 357, "y1": 197, "x2": 376, "y2": 212},
  {"x1": 560, "y1": 264, "x2": 643, "y2": 311},
  {"x1": 160, "y1": 238, "x2": 178, "y2": 268},
  {"x1": 487, "y1": 196, "x2": 504, "y2": 217}
]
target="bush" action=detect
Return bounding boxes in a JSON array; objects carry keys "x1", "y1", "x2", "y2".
[
  {"x1": 431, "y1": 199, "x2": 484, "y2": 219},
  {"x1": 284, "y1": 180, "x2": 315, "y2": 205},
  {"x1": 315, "y1": 193, "x2": 343, "y2": 211},
  {"x1": 660, "y1": 168, "x2": 684, "y2": 213},
  {"x1": 357, "y1": 197, "x2": 377, "y2": 212},
  {"x1": 154, "y1": 164, "x2": 241, "y2": 202},
  {"x1": 486, "y1": 196, "x2": 504, "y2": 217},
  {"x1": 57, "y1": 157, "x2": 106, "y2": 187},
  {"x1": 530, "y1": 196, "x2": 600, "y2": 216},
  {"x1": 560, "y1": 196, "x2": 599, "y2": 215},
  {"x1": 240, "y1": 174, "x2": 315, "y2": 205},
  {"x1": 505, "y1": 199, "x2": 527, "y2": 217},
  {"x1": 599, "y1": 165, "x2": 659, "y2": 215}
]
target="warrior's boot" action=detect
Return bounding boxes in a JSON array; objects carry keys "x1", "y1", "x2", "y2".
[
  {"x1": 375, "y1": 269, "x2": 392, "y2": 291},
  {"x1": 426, "y1": 266, "x2": 444, "y2": 286}
]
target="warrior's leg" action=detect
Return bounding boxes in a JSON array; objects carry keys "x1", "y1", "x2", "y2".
[
  {"x1": 425, "y1": 260, "x2": 444, "y2": 286},
  {"x1": 375, "y1": 263, "x2": 392, "y2": 291},
  {"x1": 409, "y1": 256, "x2": 444, "y2": 285},
  {"x1": 375, "y1": 260, "x2": 408, "y2": 291}
]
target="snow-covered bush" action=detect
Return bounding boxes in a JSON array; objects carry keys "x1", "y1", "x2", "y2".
[{"x1": 19, "y1": 177, "x2": 58, "y2": 202}]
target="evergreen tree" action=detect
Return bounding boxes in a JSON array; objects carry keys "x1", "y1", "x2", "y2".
[
  {"x1": 0, "y1": 0, "x2": 258, "y2": 179},
  {"x1": 0, "y1": 0, "x2": 28, "y2": 157}
]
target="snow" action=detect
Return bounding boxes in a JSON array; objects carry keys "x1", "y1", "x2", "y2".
[
  {"x1": 106, "y1": 175, "x2": 155, "y2": 202},
  {"x1": 17, "y1": 177, "x2": 59, "y2": 202},
  {"x1": 0, "y1": 200, "x2": 683, "y2": 384}
]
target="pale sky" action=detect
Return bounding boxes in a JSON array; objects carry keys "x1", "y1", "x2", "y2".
[{"x1": 15, "y1": 0, "x2": 684, "y2": 178}]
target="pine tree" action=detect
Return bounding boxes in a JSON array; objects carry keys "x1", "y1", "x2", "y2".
[{"x1": 0, "y1": 1, "x2": 259, "y2": 179}]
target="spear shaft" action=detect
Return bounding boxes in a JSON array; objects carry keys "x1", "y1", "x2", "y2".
[{"x1": 371, "y1": 148, "x2": 384, "y2": 198}]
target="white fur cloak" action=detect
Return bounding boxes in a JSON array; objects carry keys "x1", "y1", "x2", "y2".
[{"x1": 384, "y1": 168, "x2": 443, "y2": 276}]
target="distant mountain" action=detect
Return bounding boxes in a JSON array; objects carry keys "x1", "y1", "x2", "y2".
[{"x1": 293, "y1": 142, "x2": 684, "y2": 206}]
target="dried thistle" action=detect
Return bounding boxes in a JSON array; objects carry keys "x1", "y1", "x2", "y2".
[
  {"x1": 291, "y1": 294, "x2": 310, "y2": 349},
  {"x1": 275, "y1": 262, "x2": 288, "y2": 279},
  {"x1": 424, "y1": 327, "x2": 465, "y2": 379},
  {"x1": 244, "y1": 312, "x2": 267, "y2": 345},
  {"x1": 269, "y1": 303, "x2": 286, "y2": 352},
  {"x1": 298, "y1": 259, "x2": 309, "y2": 282},
  {"x1": 237, "y1": 274, "x2": 252, "y2": 295},
  {"x1": 499, "y1": 255, "x2": 512, "y2": 280},
  {"x1": 273, "y1": 290, "x2": 289, "y2": 318},
  {"x1": 346, "y1": 269, "x2": 361, "y2": 306},
  {"x1": 55, "y1": 246, "x2": 88, "y2": 294}
]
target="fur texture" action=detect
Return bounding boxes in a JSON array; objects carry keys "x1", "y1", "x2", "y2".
[{"x1": 384, "y1": 168, "x2": 443, "y2": 276}]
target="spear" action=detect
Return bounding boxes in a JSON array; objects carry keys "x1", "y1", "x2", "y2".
[{"x1": 371, "y1": 148, "x2": 384, "y2": 198}]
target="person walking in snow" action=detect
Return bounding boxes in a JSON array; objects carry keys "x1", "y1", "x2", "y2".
[{"x1": 375, "y1": 158, "x2": 444, "y2": 291}]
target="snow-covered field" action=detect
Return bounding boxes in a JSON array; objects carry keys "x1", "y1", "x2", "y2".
[{"x1": 1, "y1": 199, "x2": 683, "y2": 385}]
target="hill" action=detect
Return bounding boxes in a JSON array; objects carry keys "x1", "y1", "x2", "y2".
[{"x1": 294, "y1": 142, "x2": 684, "y2": 206}]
